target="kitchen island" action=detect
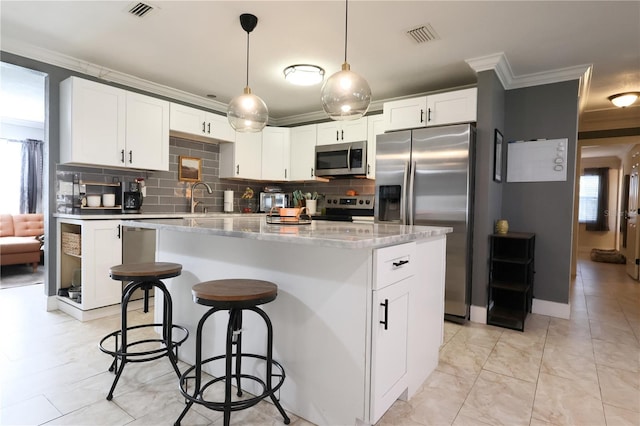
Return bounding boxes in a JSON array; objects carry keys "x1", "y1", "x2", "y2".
[{"x1": 121, "y1": 216, "x2": 451, "y2": 426}]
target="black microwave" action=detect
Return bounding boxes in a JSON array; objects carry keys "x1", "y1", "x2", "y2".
[{"x1": 315, "y1": 141, "x2": 367, "y2": 177}]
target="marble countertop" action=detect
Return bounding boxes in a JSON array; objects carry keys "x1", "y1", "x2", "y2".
[
  {"x1": 120, "y1": 216, "x2": 452, "y2": 249},
  {"x1": 54, "y1": 212, "x2": 264, "y2": 220}
]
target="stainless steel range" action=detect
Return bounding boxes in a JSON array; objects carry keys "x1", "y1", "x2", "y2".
[{"x1": 314, "y1": 194, "x2": 375, "y2": 223}]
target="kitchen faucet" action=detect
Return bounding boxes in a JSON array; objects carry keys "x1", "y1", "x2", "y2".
[{"x1": 190, "y1": 181, "x2": 213, "y2": 213}]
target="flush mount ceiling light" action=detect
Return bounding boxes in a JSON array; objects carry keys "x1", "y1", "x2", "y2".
[
  {"x1": 283, "y1": 64, "x2": 325, "y2": 86},
  {"x1": 320, "y1": 0, "x2": 371, "y2": 121},
  {"x1": 227, "y1": 13, "x2": 268, "y2": 132},
  {"x1": 608, "y1": 92, "x2": 640, "y2": 108}
]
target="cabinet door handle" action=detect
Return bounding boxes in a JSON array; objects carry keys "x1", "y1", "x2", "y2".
[
  {"x1": 336, "y1": 130, "x2": 339, "y2": 141},
  {"x1": 207, "y1": 123, "x2": 211, "y2": 134},
  {"x1": 120, "y1": 149, "x2": 125, "y2": 163},
  {"x1": 311, "y1": 167, "x2": 314, "y2": 177},
  {"x1": 341, "y1": 130, "x2": 344, "y2": 140},
  {"x1": 284, "y1": 169, "x2": 287, "y2": 179},
  {"x1": 393, "y1": 259, "x2": 409, "y2": 268},
  {"x1": 129, "y1": 150, "x2": 133, "y2": 163},
  {"x1": 236, "y1": 164, "x2": 240, "y2": 175},
  {"x1": 202, "y1": 121, "x2": 206, "y2": 133},
  {"x1": 117, "y1": 224, "x2": 121, "y2": 239},
  {"x1": 420, "y1": 109, "x2": 424, "y2": 123},
  {"x1": 367, "y1": 164, "x2": 370, "y2": 175},
  {"x1": 380, "y1": 299, "x2": 389, "y2": 330},
  {"x1": 427, "y1": 108, "x2": 432, "y2": 122}
]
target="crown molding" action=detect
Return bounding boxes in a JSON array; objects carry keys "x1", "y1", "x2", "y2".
[
  {"x1": 1, "y1": 37, "x2": 229, "y2": 114},
  {"x1": 466, "y1": 52, "x2": 591, "y2": 95}
]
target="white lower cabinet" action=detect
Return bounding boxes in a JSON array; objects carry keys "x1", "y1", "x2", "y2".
[
  {"x1": 57, "y1": 219, "x2": 122, "y2": 312},
  {"x1": 370, "y1": 242, "x2": 416, "y2": 424},
  {"x1": 371, "y1": 277, "x2": 410, "y2": 423}
]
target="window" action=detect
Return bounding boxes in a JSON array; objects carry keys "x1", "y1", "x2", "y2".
[{"x1": 579, "y1": 174, "x2": 600, "y2": 223}]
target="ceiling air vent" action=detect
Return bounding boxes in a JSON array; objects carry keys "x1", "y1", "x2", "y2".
[
  {"x1": 406, "y1": 24, "x2": 440, "y2": 44},
  {"x1": 128, "y1": 2, "x2": 154, "y2": 18}
]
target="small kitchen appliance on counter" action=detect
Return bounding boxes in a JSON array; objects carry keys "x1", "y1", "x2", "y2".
[
  {"x1": 259, "y1": 192, "x2": 289, "y2": 212},
  {"x1": 122, "y1": 181, "x2": 143, "y2": 213},
  {"x1": 314, "y1": 194, "x2": 374, "y2": 222}
]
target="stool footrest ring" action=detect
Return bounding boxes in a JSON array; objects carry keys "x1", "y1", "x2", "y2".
[
  {"x1": 99, "y1": 323, "x2": 189, "y2": 362},
  {"x1": 178, "y1": 353, "x2": 286, "y2": 412}
]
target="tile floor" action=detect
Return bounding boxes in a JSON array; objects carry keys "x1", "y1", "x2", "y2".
[{"x1": 0, "y1": 252, "x2": 638, "y2": 425}]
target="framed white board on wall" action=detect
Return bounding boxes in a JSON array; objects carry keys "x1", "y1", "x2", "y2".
[{"x1": 506, "y1": 138, "x2": 568, "y2": 182}]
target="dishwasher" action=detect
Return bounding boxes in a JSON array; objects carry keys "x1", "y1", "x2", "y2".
[{"x1": 122, "y1": 226, "x2": 157, "y2": 301}]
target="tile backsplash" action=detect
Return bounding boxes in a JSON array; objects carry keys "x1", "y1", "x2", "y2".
[{"x1": 56, "y1": 136, "x2": 375, "y2": 215}]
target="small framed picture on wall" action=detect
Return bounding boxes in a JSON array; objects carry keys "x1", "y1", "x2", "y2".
[
  {"x1": 493, "y1": 129, "x2": 503, "y2": 183},
  {"x1": 178, "y1": 156, "x2": 202, "y2": 182}
]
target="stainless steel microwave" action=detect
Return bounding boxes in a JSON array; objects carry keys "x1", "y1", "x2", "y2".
[{"x1": 315, "y1": 141, "x2": 367, "y2": 177}]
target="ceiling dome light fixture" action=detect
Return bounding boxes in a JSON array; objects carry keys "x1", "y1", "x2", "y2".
[
  {"x1": 227, "y1": 13, "x2": 268, "y2": 132},
  {"x1": 608, "y1": 92, "x2": 640, "y2": 108},
  {"x1": 283, "y1": 64, "x2": 325, "y2": 86},
  {"x1": 320, "y1": 0, "x2": 371, "y2": 121}
]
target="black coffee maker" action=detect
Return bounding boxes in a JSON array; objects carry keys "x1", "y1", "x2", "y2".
[{"x1": 122, "y1": 181, "x2": 143, "y2": 213}]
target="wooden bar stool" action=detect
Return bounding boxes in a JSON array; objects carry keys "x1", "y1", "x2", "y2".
[
  {"x1": 175, "y1": 279, "x2": 290, "y2": 426},
  {"x1": 99, "y1": 262, "x2": 189, "y2": 400}
]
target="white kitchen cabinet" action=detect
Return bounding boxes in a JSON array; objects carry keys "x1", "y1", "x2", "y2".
[
  {"x1": 289, "y1": 124, "x2": 317, "y2": 181},
  {"x1": 367, "y1": 114, "x2": 385, "y2": 179},
  {"x1": 169, "y1": 103, "x2": 235, "y2": 143},
  {"x1": 261, "y1": 127, "x2": 290, "y2": 181},
  {"x1": 57, "y1": 219, "x2": 122, "y2": 312},
  {"x1": 60, "y1": 76, "x2": 170, "y2": 171},
  {"x1": 60, "y1": 76, "x2": 126, "y2": 168},
  {"x1": 316, "y1": 117, "x2": 368, "y2": 145},
  {"x1": 383, "y1": 96, "x2": 427, "y2": 132},
  {"x1": 125, "y1": 92, "x2": 170, "y2": 171},
  {"x1": 219, "y1": 132, "x2": 262, "y2": 180},
  {"x1": 370, "y1": 241, "x2": 416, "y2": 424},
  {"x1": 425, "y1": 87, "x2": 477, "y2": 126},
  {"x1": 383, "y1": 87, "x2": 477, "y2": 131}
]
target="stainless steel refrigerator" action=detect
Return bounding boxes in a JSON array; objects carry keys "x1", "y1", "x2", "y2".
[{"x1": 374, "y1": 123, "x2": 475, "y2": 322}]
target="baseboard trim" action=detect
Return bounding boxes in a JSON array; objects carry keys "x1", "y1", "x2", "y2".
[
  {"x1": 470, "y1": 305, "x2": 487, "y2": 324},
  {"x1": 532, "y1": 298, "x2": 571, "y2": 319},
  {"x1": 46, "y1": 295, "x2": 58, "y2": 311},
  {"x1": 56, "y1": 297, "x2": 151, "y2": 322}
]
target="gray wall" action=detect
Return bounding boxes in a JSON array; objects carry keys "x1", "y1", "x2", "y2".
[
  {"x1": 503, "y1": 80, "x2": 579, "y2": 304},
  {"x1": 471, "y1": 70, "x2": 506, "y2": 309}
]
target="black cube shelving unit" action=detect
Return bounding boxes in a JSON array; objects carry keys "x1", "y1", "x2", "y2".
[{"x1": 487, "y1": 232, "x2": 535, "y2": 331}]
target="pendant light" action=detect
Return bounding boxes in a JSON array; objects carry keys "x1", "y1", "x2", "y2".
[
  {"x1": 320, "y1": 0, "x2": 371, "y2": 121},
  {"x1": 227, "y1": 13, "x2": 268, "y2": 132}
]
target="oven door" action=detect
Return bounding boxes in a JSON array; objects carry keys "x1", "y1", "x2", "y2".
[{"x1": 315, "y1": 141, "x2": 367, "y2": 177}]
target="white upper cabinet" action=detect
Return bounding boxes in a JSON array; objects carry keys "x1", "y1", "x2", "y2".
[
  {"x1": 367, "y1": 114, "x2": 385, "y2": 180},
  {"x1": 289, "y1": 124, "x2": 318, "y2": 181},
  {"x1": 219, "y1": 132, "x2": 262, "y2": 180},
  {"x1": 316, "y1": 117, "x2": 368, "y2": 145},
  {"x1": 383, "y1": 87, "x2": 477, "y2": 131},
  {"x1": 425, "y1": 88, "x2": 477, "y2": 126},
  {"x1": 60, "y1": 77, "x2": 126, "y2": 168},
  {"x1": 60, "y1": 76, "x2": 169, "y2": 171},
  {"x1": 125, "y1": 92, "x2": 170, "y2": 170},
  {"x1": 383, "y1": 96, "x2": 427, "y2": 132},
  {"x1": 261, "y1": 127, "x2": 291, "y2": 181},
  {"x1": 169, "y1": 103, "x2": 235, "y2": 143}
]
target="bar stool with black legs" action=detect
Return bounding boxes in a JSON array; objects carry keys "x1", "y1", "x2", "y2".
[
  {"x1": 99, "y1": 262, "x2": 189, "y2": 401},
  {"x1": 175, "y1": 279, "x2": 290, "y2": 426}
]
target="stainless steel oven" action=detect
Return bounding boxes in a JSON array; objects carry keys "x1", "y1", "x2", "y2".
[{"x1": 315, "y1": 141, "x2": 367, "y2": 177}]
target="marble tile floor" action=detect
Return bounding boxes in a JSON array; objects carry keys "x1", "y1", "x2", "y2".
[{"x1": 1, "y1": 253, "x2": 638, "y2": 426}]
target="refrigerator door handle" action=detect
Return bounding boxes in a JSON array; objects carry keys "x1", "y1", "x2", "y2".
[
  {"x1": 401, "y1": 161, "x2": 410, "y2": 225},
  {"x1": 408, "y1": 161, "x2": 416, "y2": 225},
  {"x1": 347, "y1": 144, "x2": 352, "y2": 171}
]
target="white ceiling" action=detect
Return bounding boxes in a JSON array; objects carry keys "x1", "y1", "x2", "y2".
[{"x1": 1, "y1": 1, "x2": 639, "y2": 124}]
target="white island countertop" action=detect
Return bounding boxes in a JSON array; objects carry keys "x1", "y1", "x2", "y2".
[{"x1": 120, "y1": 216, "x2": 452, "y2": 249}]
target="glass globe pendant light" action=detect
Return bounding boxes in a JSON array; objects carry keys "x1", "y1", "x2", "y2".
[
  {"x1": 228, "y1": 13, "x2": 268, "y2": 132},
  {"x1": 320, "y1": 0, "x2": 371, "y2": 121}
]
